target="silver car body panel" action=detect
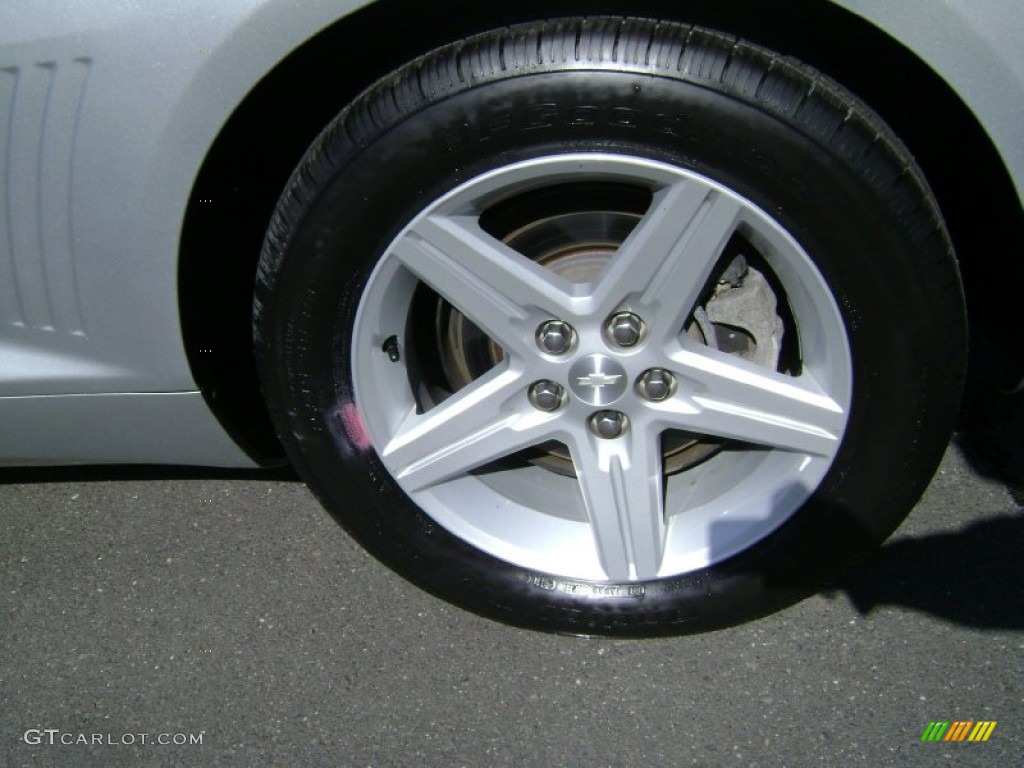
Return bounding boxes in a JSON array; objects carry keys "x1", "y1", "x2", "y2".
[{"x1": 0, "y1": 0, "x2": 1020, "y2": 466}]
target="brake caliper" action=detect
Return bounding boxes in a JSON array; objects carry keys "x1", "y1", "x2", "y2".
[{"x1": 695, "y1": 256, "x2": 784, "y2": 370}]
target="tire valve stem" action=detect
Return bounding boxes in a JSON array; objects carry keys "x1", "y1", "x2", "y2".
[{"x1": 382, "y1": 335, "x2": 400, "y2": 362}]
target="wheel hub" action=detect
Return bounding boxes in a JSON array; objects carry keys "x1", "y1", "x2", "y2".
[
  {"x1": 432, "y1": 203, "x2": 781, "y2": 477},
  {"x1": 569, "y1": 354, "x2": 628, "y2": 406}
]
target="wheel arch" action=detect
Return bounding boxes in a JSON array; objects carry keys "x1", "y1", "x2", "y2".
[{"x1": 178, "y1": 0, "x2": 1023, "y2": 463}]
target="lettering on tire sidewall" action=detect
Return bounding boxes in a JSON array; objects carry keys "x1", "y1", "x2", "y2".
[
  {"x1": 525, "y1": 573, "x2": 645, "y2": 599},
  {"x1": 442, "y1": 99, "x2": 809, "y2": 201}
]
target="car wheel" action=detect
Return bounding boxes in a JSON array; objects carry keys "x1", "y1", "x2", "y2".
[{"x1": 254, "y1": 18, "x2": 965, "y2": 635}]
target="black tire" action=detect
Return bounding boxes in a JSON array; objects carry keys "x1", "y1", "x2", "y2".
[{"x1": 254, "y1": 18, "x2": 965, "y2": 636}]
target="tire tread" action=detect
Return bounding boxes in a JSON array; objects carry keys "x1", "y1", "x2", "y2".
[{"x1": 256, "y1": 16, "x2": 952, "y2": 317}]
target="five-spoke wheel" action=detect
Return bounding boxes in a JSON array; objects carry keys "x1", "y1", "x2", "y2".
[
  {"x1": 353, "y1": 155, "x2": 851, "y2": 582},
  {"x1": 255, "y1": 18, "x2": 965, "y2": 634}
]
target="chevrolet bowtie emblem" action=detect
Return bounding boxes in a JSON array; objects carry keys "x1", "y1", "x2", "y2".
[
  {"x1": 569, "y1": 354, "x2": 629, "y2": 405},
  {"x1": 576, "y1": 372, "x2": 624, "y2": 389}
]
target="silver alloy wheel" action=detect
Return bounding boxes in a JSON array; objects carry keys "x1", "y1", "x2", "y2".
[{"x1": 352, "y1": 154, "x2": 852, "y2": 582}]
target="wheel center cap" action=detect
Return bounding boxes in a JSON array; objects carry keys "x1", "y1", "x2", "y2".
[{"x1": 569, "y1": 354, "x2": 628, "y2": 406}]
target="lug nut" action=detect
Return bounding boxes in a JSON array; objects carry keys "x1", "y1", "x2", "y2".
[
  {"x1": 589, "y1": 410, "x2": 628, "y2": 439},
  {"x1": 637, "y1": 368, "x2": 676, "y2": 402},
  {"x1": 528, "y1": 380, "x2": 566, "y2": 412},
  {"x1": 536, "y1": 320, "x2": 576, "y2": 355},
  {"x1": 606, "y1": 311, "x2": 645, "y2": 348}
]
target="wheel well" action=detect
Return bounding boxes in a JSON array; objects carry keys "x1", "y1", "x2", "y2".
[{"x1": 179, "y1": 0, "x2": 1023, "y2": 463}]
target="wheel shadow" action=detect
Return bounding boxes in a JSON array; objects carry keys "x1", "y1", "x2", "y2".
[
  {"x1": 709, "y1": 505, "x2": 1023, "y2": 631},
  {"x1": 0, "y1": 463, "x2": 301, "y2": 485},
  {"x1": 833, "y1": 514, "x2": 1023, "y2": 629},
  {"x1": 955, "y1": 328, "x2": 1024, "y2": 503}
]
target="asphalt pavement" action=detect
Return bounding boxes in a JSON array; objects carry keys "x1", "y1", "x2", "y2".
[{"x1": 2, "y1": 345, "x2": 1022, "y2": 767}]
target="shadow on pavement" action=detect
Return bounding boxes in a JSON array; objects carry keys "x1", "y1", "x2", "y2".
[
  {"x1": 834, "y1": 514, "x2": 1023, "y2": 629},
  {"x1": 955, "y1": 329, "x2": 1024, "y2": 501},
  {"x1": 0, "y1": 463, "x2": 301, "y2": 485}
]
